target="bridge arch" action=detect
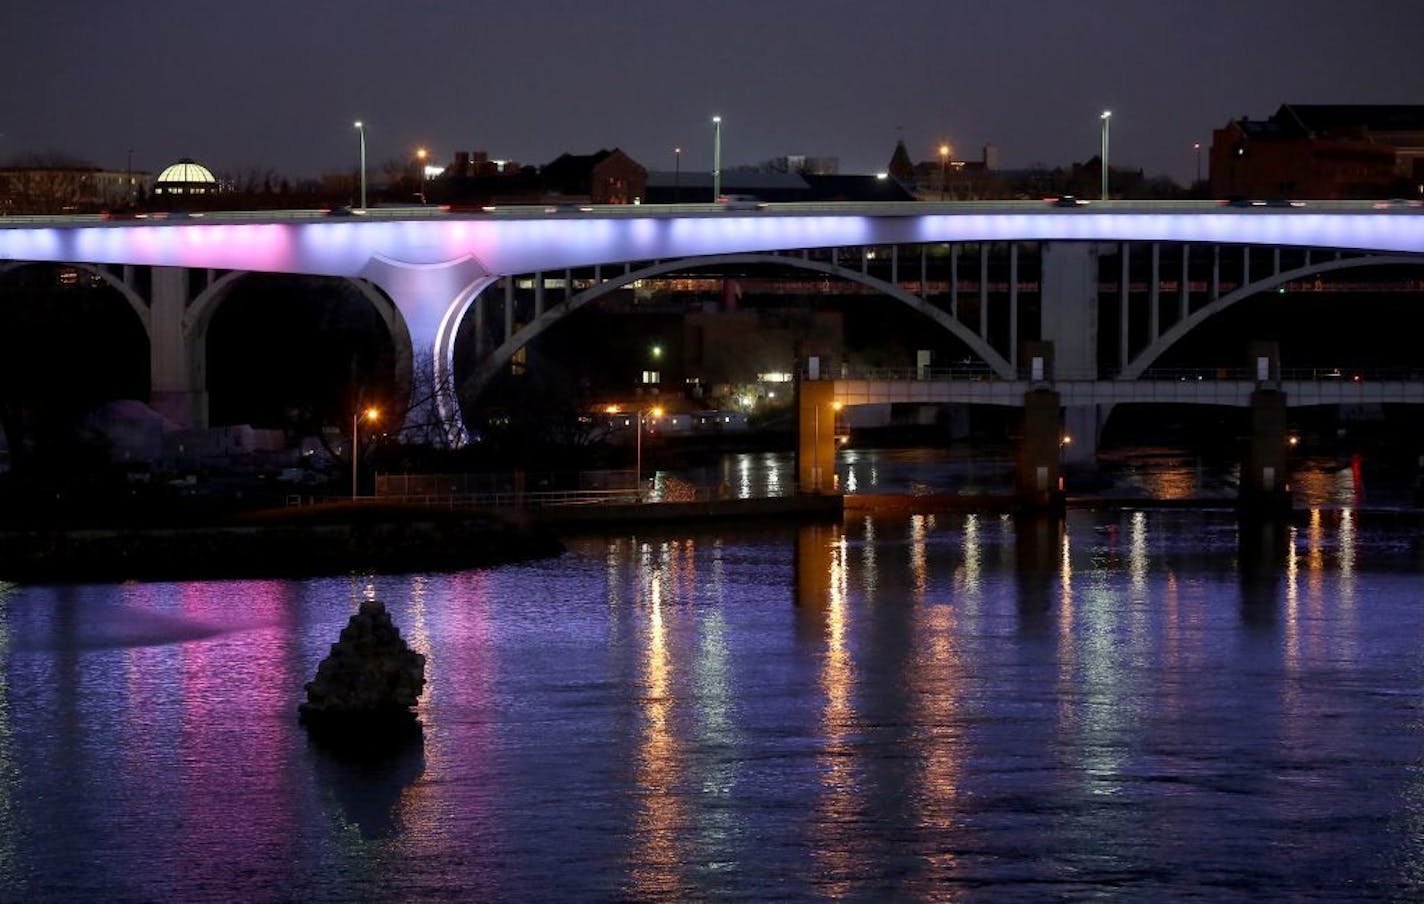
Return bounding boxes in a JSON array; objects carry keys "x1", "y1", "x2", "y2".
[
  {"x1": 461, "y1": 252, "x2": 1015, "y2": 403},
  {"x1": 187, "y1": 271, "x2": 416, "y2": 420},
  {"x1": 1122, "y1": 254, "x2": 1424, "y2": 380},
  {"x1": 0, "y1": 260, "x2": 150, "y2": 331}
]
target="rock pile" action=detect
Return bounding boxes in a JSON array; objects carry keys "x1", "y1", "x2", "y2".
[{"x1": 300, "y1": 599, "x2": 426, "y2": 738}]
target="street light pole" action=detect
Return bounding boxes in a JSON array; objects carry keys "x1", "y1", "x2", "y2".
[
  {"x1": 674, "y1": 147, "x2": 681, "y2": 203},
  {"x1": 634, "y1": 406, "x2": 663, "y2": 501},
  {"x1": 1100, "y1": 110, "x2": 1112, "y2": 200},
  {"x1": 1193, "y1": 142, "x2": 1202, "y2": 192},
  {"x1": 351, "y1": 407, "x2": 378, "y2": 499},
  {"x1": 712, "y1": 116, "x2": 722, "y2": 202},
  {"x1": 354, "y1": 120, "x2": 367, "y2": 209},
  {"x1": 939, "y1": 143, "x2": 950, "y2": 201},
  {"x1": 416, "y1": 147, "x2": 428, "y2": 204}
]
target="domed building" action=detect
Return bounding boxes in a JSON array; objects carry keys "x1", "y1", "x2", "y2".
[{"x1": 153, "y1": 158, "x2": 219, "y2": 197}]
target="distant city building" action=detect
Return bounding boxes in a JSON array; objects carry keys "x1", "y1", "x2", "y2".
[
  {"x1": 910, "y1": 143, "x2": 1001, "y2": 200},
  {"x1": 887, "y1": 140, "x2": 915, "y2": 184},
  {"x1": 780, "y1": 155, "x2": 839, "y2": 175},
  {"x1": 541, "y1": 149, "x2": 646, "y2": 204},
  {"x1": 642, "y1": 170, "x2": 913, "y2": 204},
  {"x1": 152, "y1": 158, "x2": 219, "y2": 196},
  {"x1": 1210, "y1": 104, "x2": 1424, "y2": 200},
  {"x1": 0, "y1": 162, "x2": 146, "y2": 214},
  {"x1": 440, "y1": 148, "x2": 645, "y2": 205}
]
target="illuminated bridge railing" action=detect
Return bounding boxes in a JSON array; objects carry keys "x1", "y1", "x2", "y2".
[
  {"x1": 4, "y1": 198, "x2": 1421, "y2": 230},
  {"x1": 832, "y1": 370, "x2": 1424, "y2": 407},
  {"x1": 823, "y1": 366, "x2": 1424, "y2": 383}
]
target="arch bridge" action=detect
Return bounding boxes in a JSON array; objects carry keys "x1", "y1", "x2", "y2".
[{"x1": 2, "y1": 202, "x2": 1422, "y2": 486}]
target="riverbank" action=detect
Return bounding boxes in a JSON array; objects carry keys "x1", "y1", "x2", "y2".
[
  {"x1": 3, "y1": 488, "x2": 1419, "y2": 585},
  {"x1": 0, "y1": 502, "x2": 564, "y2": 584}
]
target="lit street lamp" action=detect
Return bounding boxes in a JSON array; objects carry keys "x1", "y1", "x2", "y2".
[
  {"x1": 635, "y1": 406, "x2": 664, "y2": 501},
  {"x1": 353, "y1": 120, "x2": 367, "y2": 210},
  {"x1": 938, "y1": 143, "x2": 950, "y2": 201},
  {"x1": 1100, "y1": 110, "x2": 1112, "y2": 200},
  {"x1": 416, "y1": 147, "x2": 428, "y2": 204},
  {"x1": 351, "y1": 406, "x2": 379, "y2": 499},
  {"x1": 1193, "y1": 141, "x2": 1202, "y2": 191},
  {"x1": 712, "y1": 115, "x2": 722, "y2": 202},
  {"x1": 674, "y1": 147, "x2": 682, "y2": 203}
]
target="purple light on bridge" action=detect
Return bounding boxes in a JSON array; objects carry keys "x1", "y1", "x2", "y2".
[{"x1": 3, "y1": 210, "x2": 1422, "y2": 279}]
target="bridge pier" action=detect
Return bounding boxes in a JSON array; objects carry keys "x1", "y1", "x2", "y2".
[
  {"x1": 1241, "y1": 387, "x2": 1292, "y2": 517},
  {"x1": 359, "y1": 257, "x2": 491, "y2": 442},
  {"x1": 1040, "y1": 243, "x2": 1104, "y2": 467},
  {"x1": 1239, "y1": 343, "x2": 1292, "y2": 518},
  {"x1": 148, "y1": 267, "x2": 208, "y2": 428},
  {"x1": 1016, "y1": 388, "x2": 1065, "y2": 511},
  {"x1": 796, "y1": 377, "x2": 840, "y2": 494}
]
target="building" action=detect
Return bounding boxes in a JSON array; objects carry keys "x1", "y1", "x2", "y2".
[
  {"x1": 540, "y1": 149, "x2": 646, "y2": 204},
  {"x1": 911, "y1": 144, "x2": 1001, "y2": 200},
  {"x1": 0, "y1": 162, "x2": 147, "y2": 214},
  {"x1": 440, "y1": 148, "x2": 646, "y2": 206},
  {"x1": 642, "y1": 170, "x2": 914, "y2": 204},
  {"x1": 152, "y1": 158, "x2": 220, "y2": 198},
  {"x1": 1210, "y1": 104, "x2": 1424, "y2": 200}
]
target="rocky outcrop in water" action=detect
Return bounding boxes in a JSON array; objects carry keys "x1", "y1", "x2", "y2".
[{"x1": 299, "y1": 599, "x2": 426, "y2": 741}]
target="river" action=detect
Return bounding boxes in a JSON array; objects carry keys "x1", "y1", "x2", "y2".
[{"x1": 0, "y1": 448, "x2": 1422, "y2": 901}]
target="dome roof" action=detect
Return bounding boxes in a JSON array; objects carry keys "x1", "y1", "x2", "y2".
[{"x1": 155, "y1": 158, "x2": 216, "y2": 185}]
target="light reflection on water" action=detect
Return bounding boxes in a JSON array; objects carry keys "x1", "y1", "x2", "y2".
[{"x1": 0, "y1": 505, "x2": 1423, "y2": 899}]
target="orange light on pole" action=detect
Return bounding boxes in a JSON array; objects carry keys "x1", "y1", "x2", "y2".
[
  {"x1": 635, "y1": 406, "x2": 665, "y2": 501},
  {"x1": 938, "y1": 143, "x2": 950, "y2": 200},
  {"x1": 415, "y1": 148, "x2": 428, "y2": 204},
  {"x1": 352, "y1": 406, "x2": 379, "y2": 499}
]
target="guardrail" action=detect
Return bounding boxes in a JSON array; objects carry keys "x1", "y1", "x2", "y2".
[
  {"x1": 6, "y1": 198, "x2": 1421, "y2": 229},
  {"x1": 822, "y1": 366, "x2": 1424, "y2": 383},
  {"x1": 289, "y1": 484, "x2": 777, "y2": 509}
]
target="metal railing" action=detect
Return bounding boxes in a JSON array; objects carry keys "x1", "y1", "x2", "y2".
[
  {"x1": 289, "y1": 482, "x2": 779, "y2": 510},
  {"x1": 6, "y1": 198, "x2": 1421, "y2": 229},
  {"x1": 825, "y1": 365, "x2": 1424, "y2": 384}
]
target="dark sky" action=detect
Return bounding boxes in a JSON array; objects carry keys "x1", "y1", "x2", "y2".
[{"x1": 5, "y1": 0, "x2": 1421, "y2": 185}]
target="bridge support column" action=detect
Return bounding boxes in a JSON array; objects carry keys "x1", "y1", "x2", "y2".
[
  {"x1": 359, "y1": 257, "x2": 492, "y2": 442},
  {"x1": 797, "y1": 377, "x2": 839, "y2": 494},
  {"x1": 1016, "y1": 388, "x2": 1064, "y2": 511},
  {"x1": 148, "y1": 267, "x2": 208, "y2": 428},
  {"x1": 1040, "y1": 242, "x2": 1103, "y2": 466},
  {"x1": 1241, "y1": 387, "x2": 1291, "y2": 517},
  {"x1": 1240, "y1": 342, "x2": 1291, "y2": 517}
]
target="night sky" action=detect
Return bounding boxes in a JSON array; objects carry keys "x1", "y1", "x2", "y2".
[{"x1": 4, "y1": 0, "x2": 1422, "y2": 186}]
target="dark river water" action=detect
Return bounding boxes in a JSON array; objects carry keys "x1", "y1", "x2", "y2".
[{"x1": 2, "y1": 449, "x2": 1423, "y2": 902}]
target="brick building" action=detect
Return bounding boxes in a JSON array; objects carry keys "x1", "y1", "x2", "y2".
[{"x1": 1210, "y1": 104, "x2": 1424, "y2": 200}]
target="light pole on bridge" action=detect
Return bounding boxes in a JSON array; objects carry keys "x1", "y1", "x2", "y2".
[
  {"x1": 939, "y1": 143, "x2": 950, "y2": 201},
  {"x1": 354, "y1": 120, "x2": 367, "y2": 210},
  {"x1": 712, "y1": 115, "x2": 722, "y2": 202},
  {"x1": 1099, "y1": 110, "x2": 1112, "y2": 200}
]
